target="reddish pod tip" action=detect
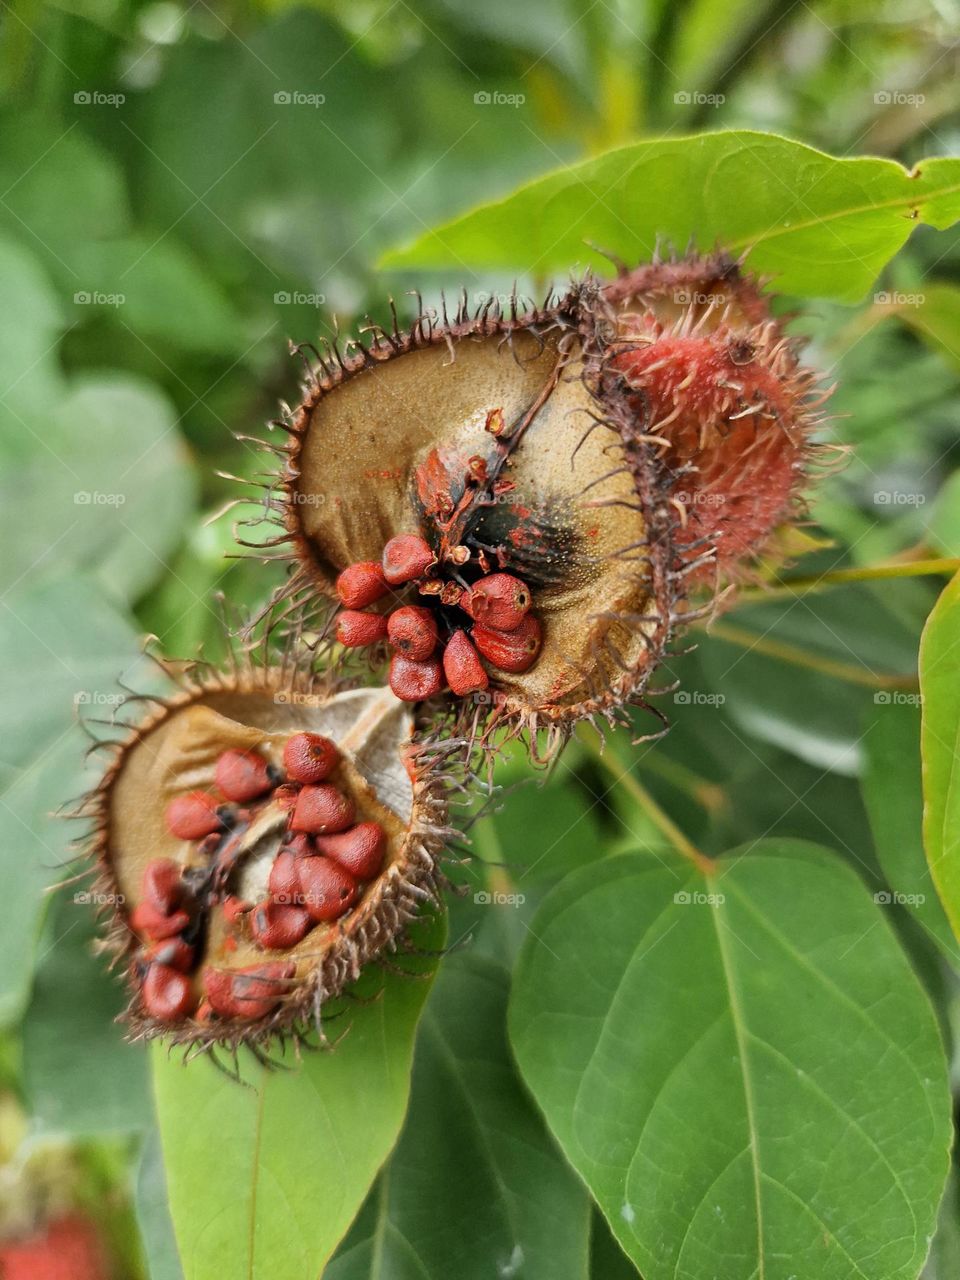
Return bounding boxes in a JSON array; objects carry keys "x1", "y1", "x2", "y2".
[
  {"x1": 282, "y1": 731, "x2": 339, "y2": 784},
  {"x1": 389, "y1": 653, "x2": 445, "y2": 702},
  {"x1": 387, "y1": 605, "x2": 439, "y2": 660},
  {"x1": 472, "y1": 613, "x2": 542, "y2": 674},
  {"x1": 382, "y1": 533, "x2": 435, "y2": 585},
  {"x1": 442, "y1": 629, "x2": 490, "y2": 696},
  {"x1": 336, "y1": 609, "x2": 389, "y2": 648},
  {"x1": 164, "y1": 791, "x2": 221, "y2": 841},
  {"x1": 130, "y1": 900, "x2": 191, "y2": 942},
  {"x1": 142, "y1": 858, "x2": 184, "y2": 914},
  {"x1": 290, "y1": 783, "x2": 356, "y2": 835},
  {"x1": 461, "y1": 573, "x2": 532, "y2": 631},
  {"x1": 141, "y1": 963, "x2": 196, "y2": 1022},
  {"x1": 336, "y1": 561, "x2": 389, "y2": 609},
  {"x1": 202, "y1": 962, "x2": 296, "y2": 1021},
  {"x1": 315, "y1": 821, "x2": 387, "y2": 881},
  {"x1": 249, "y1": 899, "x2": 313, "y2": 950},
  {"x1": 144, "y1": 936, "x2": 195, "y2": 973},
  {"x1": 298, "y1": 856, "x2": 359, "y2": 922},
  {"x1": 214, "y1": 749, "x2": 274, "y2": 803}
]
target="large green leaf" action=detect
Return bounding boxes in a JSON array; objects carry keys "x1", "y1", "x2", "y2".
[
  {"x1": 509, "y1": 842, "x2": 951, "y2": 1280},
  {"x1": 382, "y1": 132, "x2": 960, "y2": 301},
  {"x1": 919, "y1": 571, "x2": 960, "y2": 943},
  {"x1": 861, "y1": 699, "x2": 957, "y2": 962},
  {"x1": 0, "y1": 575, "x2": 156, "y2": 1025},
  {"x1": 153, "y1": 908, "x2": 446, "y2": 1280},
  {"x1": 326, "y1": 954, "x2": 591, "y2": 1280}
]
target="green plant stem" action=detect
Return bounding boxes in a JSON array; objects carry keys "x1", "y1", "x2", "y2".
[
  {"x1": 733, "y1": 556, "x2": 960, "y2": 605},
  {"x1": 634, "y1": 749, "x2": 729, "y2": 816},
  {"x1": 704, "y1": 621, "x2": 919, "y2": 689}
]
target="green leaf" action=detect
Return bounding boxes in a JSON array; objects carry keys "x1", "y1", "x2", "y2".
[
  {"x1": 382, "y1": 132, "x2": 960, "y2": 301},
  {"x1": 926, "y1": 472, "x2": 960, "y2": 557},
  {"x1": 137, "y1": 1130, "x2": 185, "y2": 1280},
  {"x1": 153, "y1": 908, "x2": 446, "y2": 1280},
  {"x1": 22, "y1": 893, "x2": 150, "y2": 1135},
  {"x1": 327, "y1": 954, "x2": 591, "y2": 1280},
  {"x1": 0, "y1": 236, "x2": 65, "y2": 419},
  {"x1": 919, "y1": 571, "x2": 960, "y2": 943},
  {"x1": 861, "y1": 698, "x2": 957, "y2": 962},
  {"x1": 0, "y1": 374, "x2": 197, "y2": 602},
  {"x1": 886, "y1": 283, "x2": 960, "y2": 372},
  {"x1": 509, "y1": 841, "x2": 951, "y2": 1280},
  {"x1": 0, "y1": 575, "x2": 156, "y2": 1025}
]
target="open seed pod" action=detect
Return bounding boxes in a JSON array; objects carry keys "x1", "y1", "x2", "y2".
[
  {"x1": 253, "y1": 251, "x2": 831, "y2": 753},
  {"x1": 81, "y1": 659, "x2": 454, "y2": 1050}
]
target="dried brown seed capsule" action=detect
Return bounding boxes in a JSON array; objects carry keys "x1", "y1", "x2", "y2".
[
  {"x1": 142, "y1": 858, "x2": 184, "y2": 913},
  {"x1": 298, "y1": 857, "x2": 359, "y2": 922},
  {"x1": 442, "y1": 629, "x2": 489, "y2": 696},
  {"x1": 282, "y1": 731, "x2": 339, "y2": 784},
  {"x1": 461, "y1": 573, "x2": 531, "y2": 631},
  {"x1": 382, "y1": 533, "x2": 435, "y2": 585},
  {"x1": 387, "y1": 605, "x2": 439, "y2": 660},
  {"x1": 336, "y1": 609, "x2": 390, "y2": 648},
  {"x1": 290, "y1": 783, "x2": 355, "y2": 835},
  {"x1": 472, "y1": 614, "x2": 543, "y2": 674},
  {"x1": 336, "y1": 561, "x2": 389, "y2": 608},
  {"x1": 314, "y1": 822, "x2": 387, "y2": 882},
  {"x1": 142, "y1": 964, "x2": 196, "y2": 1022},
  {"x1": 389, "y1": 653, "x2": 444, "y2": 702},
  {"x1": 83, "y1": 664, "x2": 454, "y2": 1050},
  {"x1": 214, "y1": 748, "x2": 274, "y2": 803},
  {"x1": 164, "y1": 791, "x2": 221, "y2": 841},
  {"x1": 249, "y1": 899, "x2": 313, "y2": 950}
]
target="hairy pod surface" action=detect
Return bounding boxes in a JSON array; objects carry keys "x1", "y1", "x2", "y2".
[
  {"x1": 80, "y1": 660, "x2": 454, "y2": 1049},
  {"x1": 261, "y1": 251, "x2": 830, "y2": 756}
]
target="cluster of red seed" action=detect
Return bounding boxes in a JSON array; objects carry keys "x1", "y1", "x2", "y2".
[
  {"x1": 131, "y1": 733, "x2": 387, "y2": 1025},
  {"x1": 335, "y1": 532, "x2": 542, "y2": 702}
]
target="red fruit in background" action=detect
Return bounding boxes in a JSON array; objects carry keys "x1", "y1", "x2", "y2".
[
  {"x1": 0, "y1": 1214, "x2": 108, "y2": 1280},
  {"x1": 472, "y1": 613, "x2": 542, "y2": 673},
  {"x1": 461, "y1": 573, "x2": 531, "y2": 631},
  {"x1": 315, "y1": 822, "x2": 387, "y2": 881},
  {"x1": 382, "y1": 533, "x2": 435, "y2": 584},
  {"x1": 291, "y1": 783, "x2": 355, "y2": 834},
  {"x1": 298, "y1": 857, "x2": 359, "y2": 921},
  {"x1": 389, "y1": 653, "x2": 444, "y2": 701},
  {"x1": 249, "y1": 899, "x2": 313, "y2": 949},
  {"x1": 268, "y1": 849, "x2": 302, "y2": 902},
  {"x1": 336, "y1": 560, "x2": 389, "y2": 608},
  {"x1": 142, "y1": 857, "x2": 183, "y2": 913},
  {"x1": 164, "y1": 790, "x2": 221, "y2": 840},
  {"x1": 387, "y1": 605, "x2": 438, "y2": 660},
  {"x1": 214, "y1": 748, "x2": 273, "y2": 802},
  {"x1": 130, "y1": 901, "x2": 190, "y2": 941},
  {"x1": 141, "y1": 963, "x2": 196, "y2": 1021},
  {"x1": 442, "y1": 629, "x2": 489, "y2": 695},
  {"x1": 336, "y1": 609, "x2": 389, "y2": 647},
  {"x1": 144, "y1": 936, "x2": 195, "y2": 972},
  {"x1": 203, "y1": 962, "x2": 295, "y2": 1020},
  {"x1": 283, "y1": 731, "x2": 339, "y2": 784}
]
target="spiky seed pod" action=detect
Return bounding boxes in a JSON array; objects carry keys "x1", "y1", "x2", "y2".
[
  {"x1": 261, "y1": 250, "x2": 829, "y2": 755},
  {"x1": 78, "y1": 657, "x2": 456, "y2": 1051}
]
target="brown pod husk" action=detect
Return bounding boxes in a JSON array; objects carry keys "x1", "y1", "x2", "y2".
[
  {"x1": 78, "y1": 653, "x2": 457, "y2": 1051},
  {"x1": 250, "y1": 250, "x2": 832, "y2": 758}
]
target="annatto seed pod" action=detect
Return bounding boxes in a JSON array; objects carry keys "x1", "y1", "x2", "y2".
[
  {"x1": 256, "y1": 250, "x2": 830, "y2": 754},
  {"x1": 79, "y1": 657, "x2": 454, "y2": 1049}
]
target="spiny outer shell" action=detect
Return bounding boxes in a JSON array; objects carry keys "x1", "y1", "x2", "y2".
[{"x1": 85, "y1": 665, "x2": 453, "y2": 1050}]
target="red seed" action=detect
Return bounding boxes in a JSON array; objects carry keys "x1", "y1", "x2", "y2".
[
  {"x1": 291, "y1": 783, "x2": 355, "y2": 834},
  {"x1": 249, "y1": 899, "x2": 313, "y2": 949},
  {"x1": 273, "y1": 782, "x2": 300, "y2": 810},
  {"x1": 144, "y1": 936, "x2": 195, "y2": 973},
  {"x1": 222, "y1": 895, "x2": 251, "y2": 926},
  {"x1": 282, "y1": 732, "x2": 339, "y2": 784},
  {"x1": 203, "y1": 962, "x2": 295, "y2": 1021},
  {"x1": 442, "y1": 629, "x2": 490, "y2": 696},
  {"x1": 142, "y1": 858, "x2": 184, "y2": 913},
  {"x1": 165, "y1": 791, "x2": 221, "y2": 840},
  {"x1": 268, "y1": 849, "x2": 302, "y2": 903},
  {"x1": 387, "y1": 605, "x2": 438, "y2": 660},
  {"x1": 142, "y1": 964, "x2": 195, "y2": 1022},
  {"x1": 382, "y1": 533, "x2": 435, "y2": 585},
  {"x1": 336, "y1": 609, "x2": 388, "y2": 648},
  {"x1": 315, "y1": 822, "x2": 387, "y2": 881},
  {"x1": 298, "y1": 857, "x2": 359, "y2": 922},
  {"x1": 281, "y1": 832, "x2": 316, "y2": 858},
  {"x1": 461, "y1": 573, "x2": 532, "y2": 631},
  {"x1": 472, "y1": 613, "x2": 542, "y2": 674},
  {"x1": 130, "y1": 901, "x2": 191, "y2": 941},
  {"x1": 214, "y1": 749, "x2": 273, "y2": 803},
  {"x1": 389, "y1": 653, "x2": 444, "y2": 702},
  {"x1": 336, "y1": 561, "x2": 389, "y2": 609}
]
